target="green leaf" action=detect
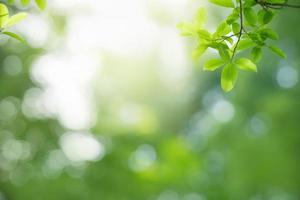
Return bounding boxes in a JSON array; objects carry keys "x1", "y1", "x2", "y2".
[
  {"x1": 0, "y1": 3, "x2": 9, "y2": 29},
  {"x1": 214, "y1": 21, "x2": 231, "y2": 37},
  {"x1": 177, "y1": 22, "x2": 198, "y2": 37},
  {"x1": 251, "y1": 47, "x2": 262, "y2": 63},
  {"x1": 5, "y1": 12, "x2": 27, "y2": 28},
  {"x1": 192, "y1": 44, "x2": 208, "y2": 61},
  {"x1": 194, "y1": 8, "x2": 207, "y2": 27},
  {"x1": 198, "y1": 29, "x2": 211, "y2": 40},
  {"x1": 232, "y1": 22, "x2": 240, "y2": 35},
  {"x1": 35, "y1": 0, "x2": 47, "y2": 10},
  {"x1": 225, "y1": 37, "x2": 234, "y2": 44},
  {"x1": 236, "y1": 39, "x2": 255, "y2": 51},
  {"x1": 2, "y1": 31, "x2": 27, "y2": 44},
  {"x1": 258, "y1": 9, "x2": 275, "y2": 25},
  {"x1": 8, "y1": 0, "x2": 15, "y2": 5},
  {"x1": 244, "y1": 0, "x2": 257, "y2": 7},
  {"x1": 209, "y1": 0, "x2": 235, "y2": 8},
  {"x1": 268, "y1": 45, "x2": 286, "y2": 58},
  {"x1": 244, "y1": 7, "x2": 257, "y2": 26},
  {"x1": 221, "y1": 63, "x2": 238, "y2": 92},
  {"x1": 218, "y1": 45, "x2": 231, "y2": 61},
  {"x1": 226, "y1": 8, "x2": 239, "y2": 24},
  {"x1": 204, "y1": 59, "x2": 225, "y2": 71},
  {"x1": 260, "y1": 28, "x2": 279, "y2": 40},
  {"x1": 21, "y1": 0, "x2": 31, "y2": 6},
  {"x1": 235, "y1": 58, "x2": 257, "y2": 72}
]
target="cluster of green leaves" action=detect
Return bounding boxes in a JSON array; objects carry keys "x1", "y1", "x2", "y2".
[
  {"x1": 178, "y1": 0, "x2": 287, "y2": 92},
  {"x1": 0, "y1": 3, "x2": 27, "y2": 43},
  {"x1": 7, "y1": 0, "x2": 47, "y2": 10},
  {"x1": 0, "y1": 0, "x2": 46, "y2": 44}
]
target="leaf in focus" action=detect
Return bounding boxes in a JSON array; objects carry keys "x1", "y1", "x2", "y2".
[
  {"x1": 221, "y1": 63, "x2": 238, "y2": 92},
  {"x1": 268, "y1": 45, "x2": 286, "y2": 58},
  {"x1": 235, "y1": 58, "x2": 257, "y2": 72},
  {"x1": 204, "y1": 59, "x2": 225, "y2": 71},
  {"x1": 5, "y1": 12, "x2": 27, "y2": 28},
  {"x1": 177, "y1": 22, "x2": 198, "y2": 37},
  {"x1": 218, "y1": 45, "x2": 231, "y2": 61},
  {"x1": 226, "y1": 8, "x2": 239, "y2": 24},
  {"x1": 261, "y1": 28, "x2": 279, "y2": 40},
  {"x1": 209, "y1": 0, "x2": 235, "y2": 8},
  {"x1": 2, "y1": 31, "x2": 27, "y2": 44},
  {"x1": 236, "y1": 39, "x2": 255, "y2": 51},
  {"x1": 214, "y1": 21, "x2": 231, "y2": 37},
  {"x1": 251, "y1": 47, "x2": 262, "y2": 63},
  {"x1": 258, "y1": 9, "x2": 275, "y2": 25},
  {"x1": 232, "y1": 22, "x2": 240, "y2": 35},
  {"x1": 0, "y1": 3, "x2": 9, "y2": 28},
  {"x1": 244, "y1": 7, "x2": 257, "y2": 26}
]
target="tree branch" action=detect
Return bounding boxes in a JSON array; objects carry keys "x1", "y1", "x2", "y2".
[{"x1": 231, "y1": 0, "x2": 244, "y2": 61}]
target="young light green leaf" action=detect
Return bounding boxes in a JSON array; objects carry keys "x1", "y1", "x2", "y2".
[
  {"x1": 236, "y1": 39, "x2": 255, "y2": 51},
  {"x1": 5, "y1": 12, "x2": 27, "y2": 28},
  {"x1": 218, "y1": 45, "x2": 231, "y2": 61},
  {"x1": 261, "y1": 28, "x2": 279, "y2": 40},
  {"x1": 251, "y1": 47, "x2": 262, "y2": 63},
  {"x1": 221, "y1": 63, "x2": 238, "y2": 92},
  {"x1": 192, "y1": 44, "x2": 208, "y2": 61},
  {"x1": 177, "y1": 22, "x2": 198, "y2": 37},
  {"x1": 244, "y1": 7, "x2": 257, "y2": 26},
  {"x1": 204, "y1": 59, "x2": 225, "y2": 71},
  {"x1": 232, "y1": 22, "x2": 240, "y2": 35},
  {"x1": 268, "y1": 45, "x2": 286, "y2": 58},
  {"x1": 258, "y1": 9, "x2": 274, "y2": 25},
  {"x1": 2, "y1": 31, "x2": 27, "y2": 44},
  {"x1": 225, "y1": 37, "x2": 234, "y2": 44},
  {"x1": 235, "y1": 58, "x2": 257, "y2": 72},
  {"x1": 198, "y1": 29, "x2": 211, "y2": 40},
  {"x1": 21, "y1": 0, "x2": 30, "y2": 6},
  {"x1": 8, "y1": 0, "x2": 15, "y2": 5},
  {"x1": 209, "y1": 0, "x2": 235, "y2": 8},
  {"x1": 0, "y1": 3, "x2": 9, "y2": 29},
  {"x1": 215, "y1": 21, "x2": 231, "y2": 37},
  {"x1": 35, "y1": 0, "x2": 47, "y2": 10},
  {"x1": 226, "y1": 8, "x2": 239, "y2": 24}
]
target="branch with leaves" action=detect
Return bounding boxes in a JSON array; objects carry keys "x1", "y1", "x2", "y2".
[
  {"x1": 7, "y1": 0, "x2": 47, "y2": 10},
  {"x1": 178, "y1": 0, "x2": 294, "y2": 92},
  {"x1": 0, "y1": 0, "x2": 46, "y2": 44}
]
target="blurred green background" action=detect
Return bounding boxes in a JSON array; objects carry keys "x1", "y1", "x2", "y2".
[{"x1": 1, "y1": 0, "x2": 300, "y2": 199}]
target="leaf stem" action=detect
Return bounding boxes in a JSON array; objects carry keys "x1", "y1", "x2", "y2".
[
  {"x1": 231, "y1": 0, "x2": 244, "y2": 62},
  {"x1": 256, "y1": 0, "x2": 300, "y2": 9}
]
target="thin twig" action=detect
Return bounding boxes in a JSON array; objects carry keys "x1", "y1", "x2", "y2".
[{"x1": 231, "y1": 0, "x2": 244, "y2": 61}]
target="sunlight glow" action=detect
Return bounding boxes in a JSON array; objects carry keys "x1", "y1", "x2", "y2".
[
  {"x1": 210, "y1": 100, "x2": 235, "y2": 123},
  {"x1": 60, "y1": 132, "x2": 105, "y2": 162},
  {"x1": 276, "y1": 66, "x2": 298, "y2": 89}
]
